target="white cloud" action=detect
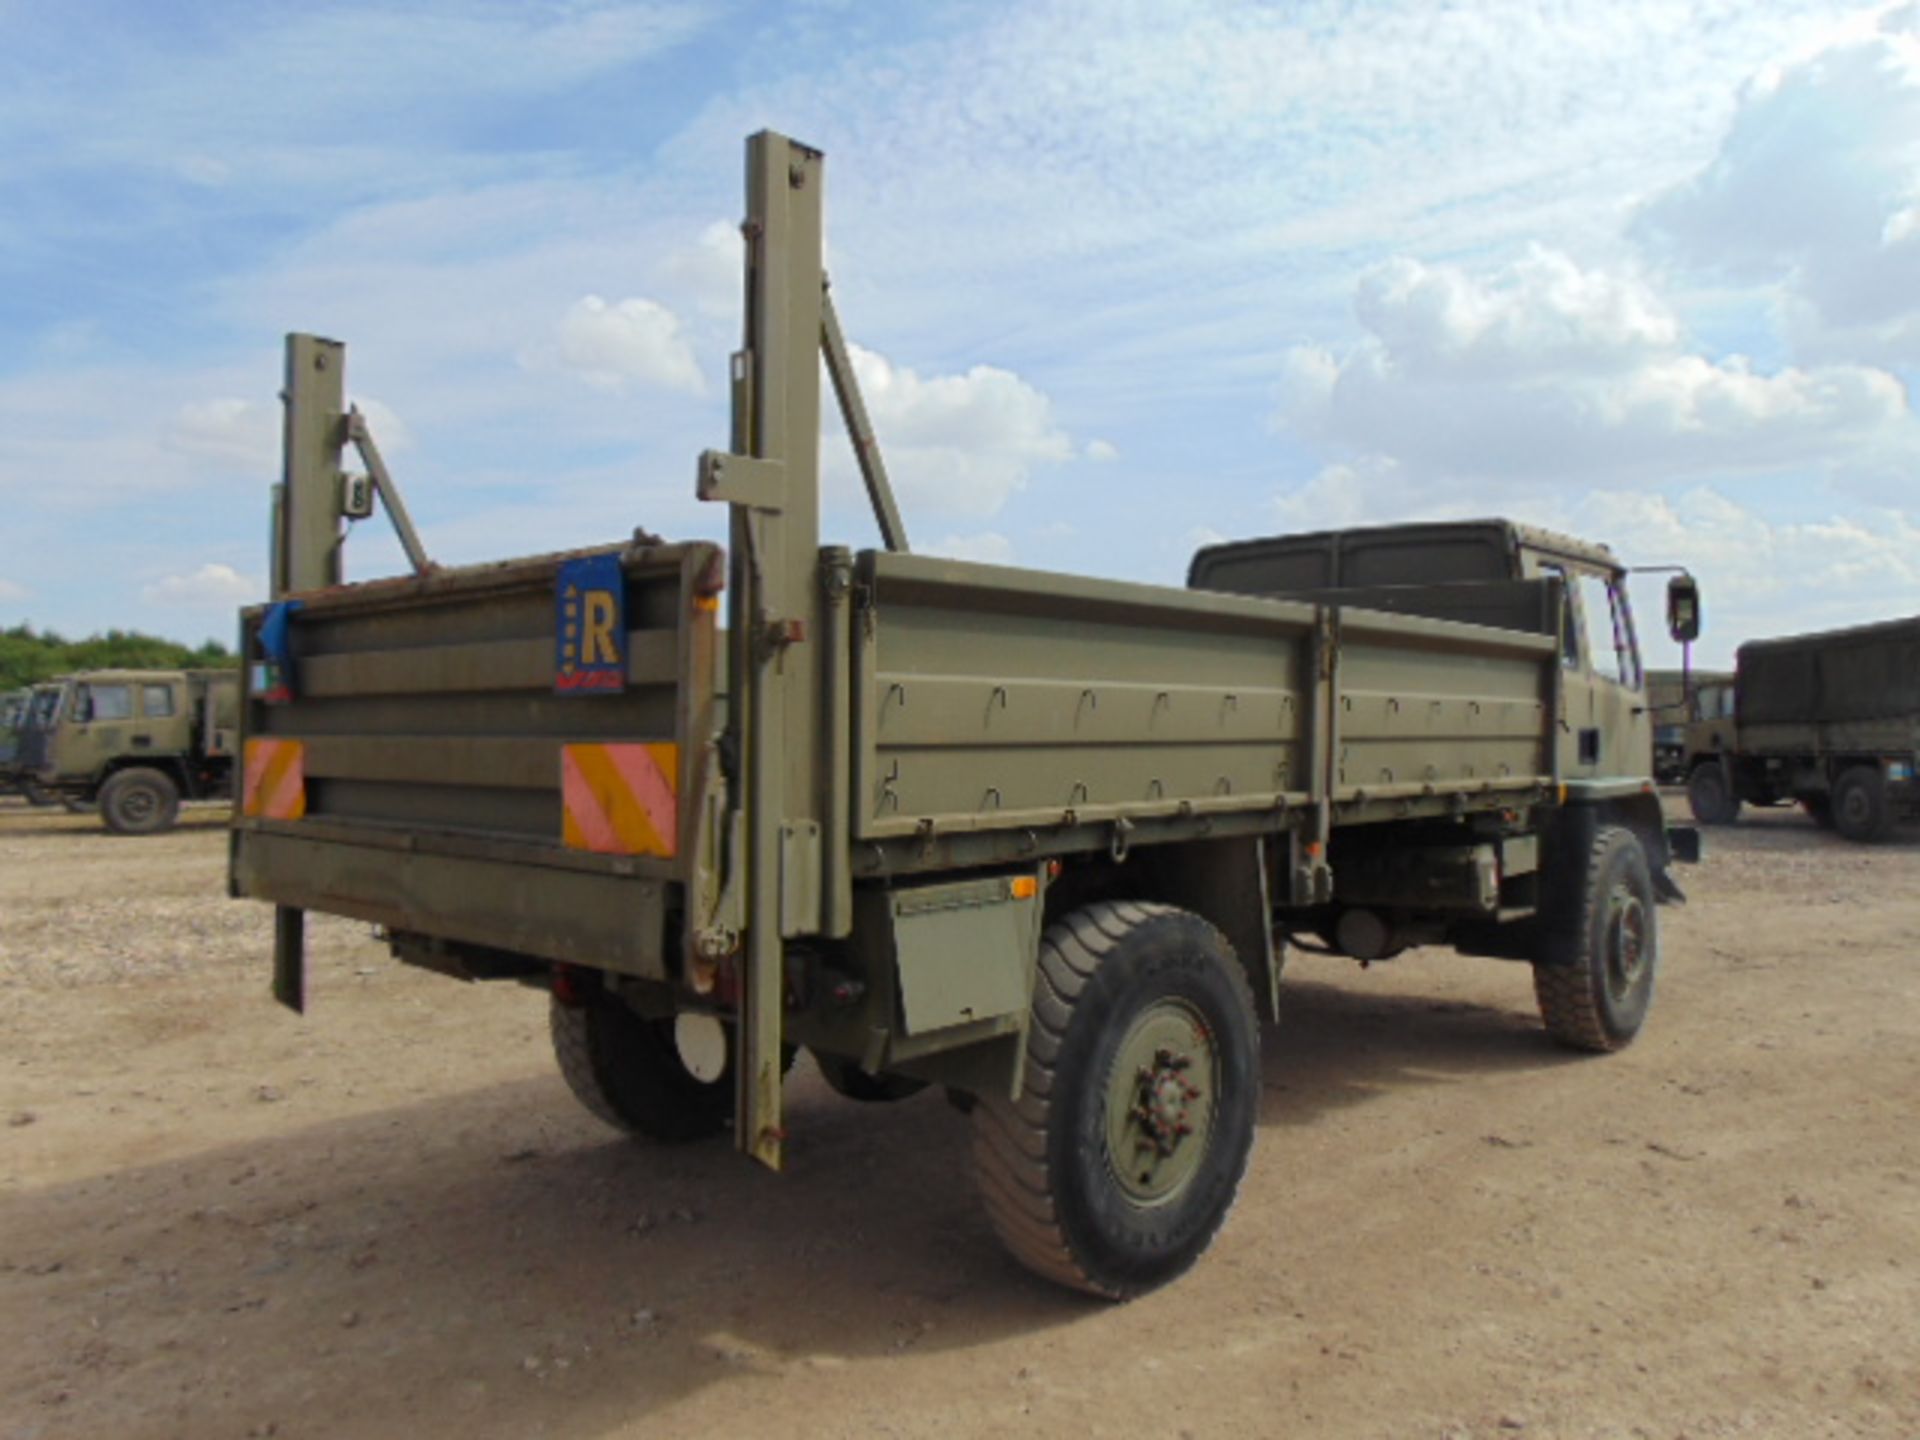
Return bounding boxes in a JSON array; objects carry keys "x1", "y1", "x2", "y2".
[
  {"x1": 659, "y1": 220, "x2": 743, "y2": 319},
  {"x1": 544, "y1": 295, "x2": 704, "y2": 395},
  {"x1": 141, "y1": 563, "x2": 261, "y2": 608},
  {"x1": 1277, "y1": 248, "x2": 1918, "y2": 494},
  {"x1": 0, "y1": 578, "x2": 28, "y2": 603},
  {"x1": 1637, "y1": 5, "x2": 1920, "y2": 363},
  {"x1": 1351, "y1": 247, "x2": 1680, "y2": 381},
  {"x1": 1084, "y1": 438, "x2": 1119, "y2": 462},
  {"x1": 166, "y1": 398, "x2": 278, "y2": 471},
  {"x1": 844, "y1": 345, "x2": 1073, "y2": 518},
  {"x1": 925, "y1": 531, "x2": 1016, "y2": 565}
]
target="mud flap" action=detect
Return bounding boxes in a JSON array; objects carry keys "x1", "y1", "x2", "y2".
[{"x1": 272, "y1": 905, "x2": 306, "y2": 1014}]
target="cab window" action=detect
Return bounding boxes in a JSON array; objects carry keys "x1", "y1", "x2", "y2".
[
  {"x1": 1537, "y1": 562, "x2": 1581, "y2": 670},
  {"x1": 141, "y1": 684, "x2": 177, "y2": 718},
  {"x1": 76, "y1": 684, "x2": 134, "y2": 723},
  {"x1": 1577, "y1": 573, "x2": 1639, "y2": 688}
]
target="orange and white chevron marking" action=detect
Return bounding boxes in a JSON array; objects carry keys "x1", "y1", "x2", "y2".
[
  {"x1": 242, "y1": 738, "x2": 307, "y2": 820},
  {"x1": 561, "y1": 742, "x2": 678, "y2": 857}
]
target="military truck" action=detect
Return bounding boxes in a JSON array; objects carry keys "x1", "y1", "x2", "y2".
[
  {"x1": 0, "y1": 688, "x2": 29, "y2": 794},
  {"x1": 1684, "y1": 616, "x2": 1920, "y2": 842},
  {"x1": 1644, "y1": 668, "x2": 1728, "y2": 784},
  {"x1": 15, "y1": 668, "x2": 239, "y2": 833},
  {"x1": 230, "y1": 131, "x2": 1700, "y2": 1299}
]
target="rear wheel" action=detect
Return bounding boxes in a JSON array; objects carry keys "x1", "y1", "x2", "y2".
[
  {"x1": 1687, "y1": 764, "x2": 1740, "y2": 826},
  {"x1": 1832, "y1": 767, "x2": 1893, "y2": 844},
  {"x1": 969, "y1": 901, "x2": 1259, "y2": 1299},
  {"x1": 99, "y1": 767, "x2": 180, "y2": 836},
  {"x1": 550, "y1": 990, "x2": 733, "y2": 1142},
  {"x1": 1533, "y1": 826, "x2": 1658, "y2": 1053}
]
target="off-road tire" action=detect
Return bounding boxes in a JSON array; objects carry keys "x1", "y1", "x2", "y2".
[
  {"x1": 1802, "y1": 794, "x2": 1835, "y2": 830},
  {"x1": 813, "y1": 1052, "x2": 928, "y2": 1103},
  {"x1": 1832, "y1": 766, "x2": 1893, "y2": 844},
  {"x1": 99, "y1": 767, "x2": 180, "y2": 836},
  {"x1": 1686, "y1": 764, "x2": 1740, "y2": 826},
  {"x1": 1533, "y1": 826, "x2": 1658, "y2": 1052},
  {"x1": 549, "y1": 992, "x2": 732, "y2": 1142},
  {"x1": 969, "y1": 901, "x2": 1260, "y2": 1300}
]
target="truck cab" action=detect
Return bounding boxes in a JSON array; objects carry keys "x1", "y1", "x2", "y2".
[
  {"x1": 20, "y1": 668, "x2": 239, "y2": 833},
  {"x1": 1189, "y1": 519, "x2": 1655, "y2": 791}
]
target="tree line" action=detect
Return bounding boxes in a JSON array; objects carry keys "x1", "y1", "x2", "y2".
[{"x1": 0, "y1": 624, "x2": 235, "y2": 692}]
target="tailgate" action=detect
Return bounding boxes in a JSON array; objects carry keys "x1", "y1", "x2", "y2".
[{"x1": 230, "y1": 540, "x2": 722, "y2": 979}]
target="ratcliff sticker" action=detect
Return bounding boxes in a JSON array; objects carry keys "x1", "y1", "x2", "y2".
[{"x1": 556, "y1": 554, "x2": 626, "y2": 694}]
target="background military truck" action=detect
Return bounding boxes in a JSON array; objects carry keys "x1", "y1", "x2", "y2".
[
  {"x1": 1644, "y1": 668, "x2": 1730, "y2": 785},
  {"x1": 1685, "y1": 616, "x2": 1920, "y2": 842},
  {"x1": 0, "y1": 688, "x2": 28, "y2": 794},
  {"x1": 16, "y1": 668, "x2": 239, "y2": 833},
  {"x1": 230, "y1": 131, "x2": 1699, "y2": 1299}
]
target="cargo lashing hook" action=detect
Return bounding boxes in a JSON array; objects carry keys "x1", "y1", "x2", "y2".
[{"x1": 1110, "y1": 815, "x2": 1135, "y2": 863}]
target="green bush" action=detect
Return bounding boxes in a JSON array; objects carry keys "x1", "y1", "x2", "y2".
[{"x1": 0, "y1": 625, "x2": 235, "y2": 691}]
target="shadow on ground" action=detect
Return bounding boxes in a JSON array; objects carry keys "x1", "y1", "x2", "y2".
[{"x1": 0, "y1": 970, "x2": 1569, "y2": 1437}]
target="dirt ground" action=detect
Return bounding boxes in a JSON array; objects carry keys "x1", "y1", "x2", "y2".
[{"x1": 2, "y1": 797, "x2": 1917, "y2": 1440}]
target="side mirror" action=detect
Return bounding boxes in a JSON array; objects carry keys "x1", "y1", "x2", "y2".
[{"x1": 1666, "y1": 574, "x2": 1701, "y2": 644}]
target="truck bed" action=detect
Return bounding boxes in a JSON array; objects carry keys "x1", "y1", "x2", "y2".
[
  {"x1": 852, "y1": 554, "x2": 1558, "y2": 870},
  {"x1": 230, "y1": 541, "x2": 720, "y2": 979},
  {"x1": 232, "y1": 542, "x2": 1560, "y2": 965}
]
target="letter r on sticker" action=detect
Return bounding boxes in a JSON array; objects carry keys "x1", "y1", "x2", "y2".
[{"x1": 581, "y1": 591, "x2": 619, "y2": 667}]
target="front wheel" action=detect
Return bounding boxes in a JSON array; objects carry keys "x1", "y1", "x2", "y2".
[
  {"x1": 1832, "y1": 767, "x2": 1893, "y2": 844},
  {"x1": 1687, "y1": 765, "x2": 1740, "y2": 826},
  {"x1": 1533, "y1": 826, "x2": 1658, "y2": 1053},
  {"x1": 99, "y1": 767, "x2": 181, "y2": 835},
  {"x1": 969, "y1": 901, "x2": 1260, "y2": 1299}
]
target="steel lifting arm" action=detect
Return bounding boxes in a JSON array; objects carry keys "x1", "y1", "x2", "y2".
[
  {"x1": 345, "y1": 408, "x2": 433, "y2": 577},
  {"x1": 821, "y1": 286, "x2": 909, "y2": 554}
]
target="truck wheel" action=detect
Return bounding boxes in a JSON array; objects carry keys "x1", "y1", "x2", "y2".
[
  {"x1": 1533, "y1": 827, "x2": 1658, "y2": 1052},
  {"x1": 969, "y1": 901, "x2": 1259, "y2": 1299},
  {"x1": 1832, "y1": 767, "x2": 1893, "y2": 844},
  {"x1": 549, "y1": 991, "x2": 732, "y2": 1142},
  {"x1": 1686, "y1": 765, "x2": 1740, "y2": 826},
  {"x1": 99, "y1": 767, "x2": 181, "y2": 836},
  {"x1": 813, "y1": 1052, "x2": 928, "y2": 1103}
]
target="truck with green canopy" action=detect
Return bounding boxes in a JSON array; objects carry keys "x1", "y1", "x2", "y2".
[
  {"x1": 1683, "y1": 616, "x2": 1920, "y2": 842},
  {"x1": 229, "y1": 131, "x2": 1700, "y2": 1298}
]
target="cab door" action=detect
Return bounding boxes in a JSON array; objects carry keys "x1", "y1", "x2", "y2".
[
  {"x1": 1529, "y1": 561, "x2": 1591, "y2": 777},
  {"x1": 136, "y1": 680, "x2": 183, "y2": 755},
  {"x1": 1569, "y1": 569, "x2": 1646, "y2": 781}
]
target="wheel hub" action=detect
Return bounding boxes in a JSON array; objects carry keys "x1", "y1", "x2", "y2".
[
  {"x1": 1132, "y1": 1049, "x2": 1201, "y2": 1158},
  {"x1": 1604, "y1": 887, "x2": 1648, "y2": 1000},
  {"x1": 1105, "y1": 1001, "x2": 1218, "y2": 1205}
]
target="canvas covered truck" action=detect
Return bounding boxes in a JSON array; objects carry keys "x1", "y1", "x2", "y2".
[
  {"x1": 15, "y1": 668, "x2": 239, "y2": 832},
  {"x1": 229, "y1": 131, "x2": 1700, "y2": 1299},
  {"x1": 1684, "y1": 617, "x2": 1920, "y2": 842}
]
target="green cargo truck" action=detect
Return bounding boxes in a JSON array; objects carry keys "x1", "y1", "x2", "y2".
[
  {"x1": 0, "y1": 688, "x2": 29, "y2": 795},
  {"x1": 15, "y1": 668, "x2": 239, "y2": 832},
  {"x1": 1684, "y1": 616, "x2": 1920, "y2": 842},
  {"x1": 1644, "y1": 668, "x2": 1730, "y2": 785},
  {"x1": 230, "y1": 131, "x2": 1700, "y2": 1298}
]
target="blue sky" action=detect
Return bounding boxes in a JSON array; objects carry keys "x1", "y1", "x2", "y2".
[{"x1": 1, "y1": 0, "x2": 1916, "y2": 668}]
